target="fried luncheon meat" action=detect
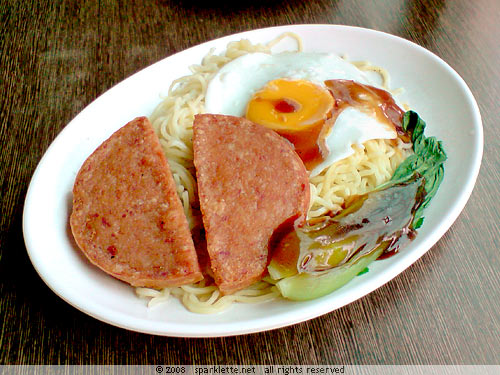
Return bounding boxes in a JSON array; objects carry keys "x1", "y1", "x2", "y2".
[
  {"x1": 193, "y1": 114, "x2": 310, "y2": 294},
  {"x1": 70, "y1": 117, "x2": 203, "y2": 288}
]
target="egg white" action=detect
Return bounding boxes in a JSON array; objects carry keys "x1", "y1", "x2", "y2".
[
  {"x1": 310, "y1": 107, "x2": 397, "y2": 176},
  {"x1": 205, "y1": 52, "x2": 371, "y2": 116},
  {"x1": 204, "y1": 52, "x2": 398, "y2": 176}
]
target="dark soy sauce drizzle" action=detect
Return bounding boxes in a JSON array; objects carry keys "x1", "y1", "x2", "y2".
[{"x1": 270, "y1": 176, "x2": 425, "y2": 275}]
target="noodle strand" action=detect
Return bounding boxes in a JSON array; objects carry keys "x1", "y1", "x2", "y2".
[{"x1": 141, "y1": 36, "x2": 411, "y2": 313}]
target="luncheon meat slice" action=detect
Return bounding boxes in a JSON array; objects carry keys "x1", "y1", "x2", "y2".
[
  {"x1": 70, "y1": 117, "x2": 203, "y2": 288},
  {"x1": 193, "y1": 114, "x2": 310, "y2": 294}
]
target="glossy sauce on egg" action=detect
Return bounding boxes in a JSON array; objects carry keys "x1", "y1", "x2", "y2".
[
  {"x1": 324, "y1": 79, "x2": 410, "y2": 143},
  {"x1": 246, "y1": 79, "x2": 410, "y2": 174}
]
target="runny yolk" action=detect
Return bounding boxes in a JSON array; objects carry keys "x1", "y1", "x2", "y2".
[{"x1": 245, "y1": 79, "x2": 334, "y2": 170}]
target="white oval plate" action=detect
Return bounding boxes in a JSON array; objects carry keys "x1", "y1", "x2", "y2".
[{"x1": 23, "y1": 25, "x2": 482, "y2": 337}]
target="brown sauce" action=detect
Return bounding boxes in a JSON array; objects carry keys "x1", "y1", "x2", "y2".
[
  {"x1": 324, "y1": 79, "x2": 409, "y2": 141},
  {"x1": 274, "y1": 79, "x2": 410, "y2": 171},
  {"x1": 270, "y1": 176, "x2": 426, "y2": 275},
  {"x1": 278, "y1": 120, "x2": 330, "y2": 171},
  {"x1": 274, "y1": 99, "x2": 300, "y2": 113}
]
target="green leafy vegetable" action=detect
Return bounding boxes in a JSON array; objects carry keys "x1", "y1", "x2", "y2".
[
  {"x1": 269, "y1": 177, "x2": 426, "y2": 300},
  {"x1": 357, "y1": 267, "x2": 369, "y2": 276},
  {"x1": 379, "y1": 111, "x2": 447, "y2": 228},
  {"x1": 268, "y1": 111, "x2": 447, "y2": 301},
  {"x1": 275, "y1": 242, "x2": 387, "y2": 301}
]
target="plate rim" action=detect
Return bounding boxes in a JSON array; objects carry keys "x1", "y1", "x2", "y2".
[{"x1": 22, "y1": 24, "x2": 483, "y2": 337}]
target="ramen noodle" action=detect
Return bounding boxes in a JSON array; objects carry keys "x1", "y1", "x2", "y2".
[{"x1": 137, "y1": 34, "x2": 412, "y2": 313}]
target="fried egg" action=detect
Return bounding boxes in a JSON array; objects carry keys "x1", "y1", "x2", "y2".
[{"x1": 204, "y1": 52, "x2": 400, "y2": 176}]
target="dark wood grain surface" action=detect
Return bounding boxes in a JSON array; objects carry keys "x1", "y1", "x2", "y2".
[{"x1": 1, "y1": 0, "x2": 499, "y2": 365}]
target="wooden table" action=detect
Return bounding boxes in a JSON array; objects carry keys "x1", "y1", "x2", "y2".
[{"x1": 1, "y1": 0, "x2": 499, "y2": 365}]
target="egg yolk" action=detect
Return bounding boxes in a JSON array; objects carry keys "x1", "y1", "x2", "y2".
[
  {"x1": 245, "y1": 79, "x2": 334, "y2": 170},
  {"x1": 246, "y1": 79, "x2": 334, "y2": 131}
]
